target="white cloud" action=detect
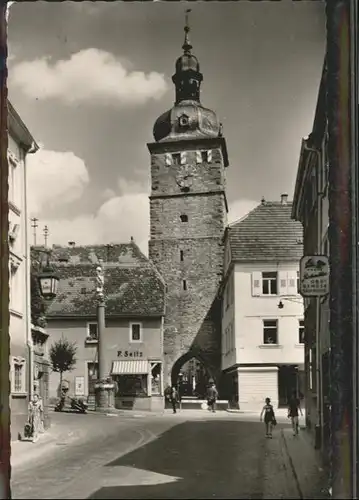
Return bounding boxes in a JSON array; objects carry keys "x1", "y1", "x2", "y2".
[
  {"x1": 28, "y1": 148, "x2": 150, "y2": 254},
  {"x1": 28, "y1": 148, "x2": 90, "y2": 215},
  {"x1": 10, "y1": 49, "x2": 168, "y2": 106},
  {"x1": 37, "y1": 194, "x2": 150, "y2": 256},
  {"x1": 228, "y1": 199, "x2": 259, "y2": 224}
]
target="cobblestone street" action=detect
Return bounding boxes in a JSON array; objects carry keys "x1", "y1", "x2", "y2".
[{"x1": 11, "y1": 410, "x2": 327, "y2": 499}]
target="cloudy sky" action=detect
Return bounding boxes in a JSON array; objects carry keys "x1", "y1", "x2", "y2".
[{"x1": 7, "y1": 1, "x2": 325, "y2": 255}]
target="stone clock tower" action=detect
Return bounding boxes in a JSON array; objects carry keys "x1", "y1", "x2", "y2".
[{"x1": 147, "y1": 15, "x2": 229, "y2": 392}]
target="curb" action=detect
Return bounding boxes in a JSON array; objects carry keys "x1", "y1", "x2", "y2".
[{"x1": 281, "y1": 428, "x2": 303, "y2": 499}]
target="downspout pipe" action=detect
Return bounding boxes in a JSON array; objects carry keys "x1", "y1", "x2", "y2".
[
  {"x1": 24, "y1": 142, "x2": 38, "y2": 402},
  {"x1": 303, "y1": 140, "x2": 323, "y2": 448}
]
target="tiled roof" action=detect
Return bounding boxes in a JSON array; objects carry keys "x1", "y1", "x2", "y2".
[
  {"x1": 33, "y1": 243, "x2": 166, "y2": 319},
  {"x1": 228, "y1": 201, "x2": 303, "y2": 262}
]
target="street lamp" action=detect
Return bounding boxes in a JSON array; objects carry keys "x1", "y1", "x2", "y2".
[
  {"x1": 94, "y1": 259, "x2": 114, "y2": 410},
  {"x1": 277, "y1": 297, "x2": 304, "y2": 309},
  {"x1": 37, "y1": 252, "x2": 59, "y2": 300}
]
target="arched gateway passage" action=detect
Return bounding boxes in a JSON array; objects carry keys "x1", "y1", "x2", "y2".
[{"x1": 171, "y1": 351, "x2": 214, "y2": 399}]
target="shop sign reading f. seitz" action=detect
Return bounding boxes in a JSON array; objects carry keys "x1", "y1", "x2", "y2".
[
  {"x1": 299, "y1": 255, "x2": 330, "y2": 297},
  {"x1": 117, "y1": 350, "x2": 143, "y2": 358}
]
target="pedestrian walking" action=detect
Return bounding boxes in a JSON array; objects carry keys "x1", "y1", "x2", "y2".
[
  {"x1": 287, "y1": 390, "x2": 303, "y2": 436},
  {"x1": 206, "y1": 381, "x2": 218, "y2": 413},
  {"x1": 170, "y1": 386, "x2": 179, "y2": 414},
  {"x1": 260, "y1": 397, "x2": 276, "y2": 438}
]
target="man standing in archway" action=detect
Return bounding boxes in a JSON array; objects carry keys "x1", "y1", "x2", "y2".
[
  {"x1": 170, "y1": 386, "x2": 180, "y2": 414},
  {"x1": 207, "y1": 381, "x2": 218, "y2": 413}
]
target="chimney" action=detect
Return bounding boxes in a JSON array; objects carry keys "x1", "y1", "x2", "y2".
[
  {"x1": 130, "y1": 236, "x2": 134, "y2": 243},
  {"x1": 68, "y1": 241, "x2": 76, "y2": 247},
  {"x1": 280, "y1": 193, "x2": 288, "y2": 205},
  {"x1": 261, "y1": 196, "x2": 266, "y2": 205}
]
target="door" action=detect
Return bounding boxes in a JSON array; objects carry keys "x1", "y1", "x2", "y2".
[
  {"x1": 87, "y1": 362, "x2": 98, "y2": 396},
  {"x1": 278, "y1": 365, "x2": 299, "y2": 407}
]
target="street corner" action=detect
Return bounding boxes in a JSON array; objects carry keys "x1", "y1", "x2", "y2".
[
  {"x1": 281, "y1": 428, "x2": 331, "y2": 499},
  {"x1": 11, "y1": 431, "x2": 58, "y2": 470}
]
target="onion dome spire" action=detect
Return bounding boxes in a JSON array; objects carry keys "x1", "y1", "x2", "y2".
[{"x1": 183, "y1": 9, "x2": 193, "y2": 54}]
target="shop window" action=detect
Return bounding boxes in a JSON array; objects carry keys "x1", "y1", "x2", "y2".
[
  {"x1": 151, "y1": 362, "x2": 162, "y2": 395},
  {"x1": 11, "y1": 356, "x2": 26, "y2": 394},
  {"x1": 115, "y1": 374, "x2": 148, "y2": 397},
  {"x1": 263, "y1": 319, "x2": 278, "y2": 345},
  {"x1": 130, "y1": 322, "x2": 142, "y2": 342},
  {"x1": 262, "y1": 272, "x2": 278, "y2": 295}
]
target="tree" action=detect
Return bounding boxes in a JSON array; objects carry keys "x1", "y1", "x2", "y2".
[{"x1": 49, "y1": 337, "x2": 77, "y2": 388}]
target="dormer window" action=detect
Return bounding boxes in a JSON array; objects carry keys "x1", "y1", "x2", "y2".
[{"x1": 200, "y1": 150, "x2": 213, "y2": 163}]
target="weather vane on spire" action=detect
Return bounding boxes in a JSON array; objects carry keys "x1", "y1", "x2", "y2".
[{"x1": 183, "y1": 8, "x2": 192, "y2": 54}]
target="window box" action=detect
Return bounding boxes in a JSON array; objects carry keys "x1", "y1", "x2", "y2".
[
  {"x1": 85, "y1": 336, "x2": 98, "y2": 344},
  {"x1": 258, "y1": 344, "x2": 283, "y2": 349}
]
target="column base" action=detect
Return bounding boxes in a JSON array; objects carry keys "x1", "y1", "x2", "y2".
[{"x1": 94, "y1": 382, "x2": 115, "y2": 410}]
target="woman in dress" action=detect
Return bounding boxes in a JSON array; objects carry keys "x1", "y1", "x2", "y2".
[{"x1": 28, "y1": 393, "x2": 44, "y2": 443}]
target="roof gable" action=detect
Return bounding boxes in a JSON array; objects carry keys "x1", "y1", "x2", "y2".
[
  {"x1": 228, "y1": 201, "x2": 303, "y2": 262},
  {"x1": 35, "y1": 243, "x2": 166, "y2": 319}
]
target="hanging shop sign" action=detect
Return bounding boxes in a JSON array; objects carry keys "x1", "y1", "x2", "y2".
[{"x1": 299, "y1": 255, "x2": 329, "y2": 297}]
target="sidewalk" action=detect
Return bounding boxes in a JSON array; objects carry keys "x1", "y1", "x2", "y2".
[
  {"x1": 281, "y1": 427, "x2": 331, "y2": 499},
  {"x1": 11, "y1": 410, "x2": 126, "y2": 470}
]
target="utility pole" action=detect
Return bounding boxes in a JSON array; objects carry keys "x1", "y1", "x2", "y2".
[
  {"x1": 350, "y1": 0, "x2": 358, "y2": 497},
  {"x1": 326, "y1": 1, "x2": 355, "y2": 498},
  {"x1": 31, "y1": 217, "x2": 38, "y2": 246},
  {"x1": 43, "y1": 225, "x2": 49, "y2": 247}
]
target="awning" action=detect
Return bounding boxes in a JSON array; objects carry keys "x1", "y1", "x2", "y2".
[{"x1": 111, "y1": 360, "x2": 149, "y2": 375}]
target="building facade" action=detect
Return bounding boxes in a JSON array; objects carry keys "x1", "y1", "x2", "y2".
[
  {"x1": 292, "y1": 61, "x2": 330, "y2": 455},
  {"x1": 8, "y1": 102, "x2": 39, "y2": 439},
  {"x1": 148, "y1": 20, "x2": 228, "y2": 392},
  {"x1": 221, "y1": 196, "x2": 305, "y2": 411},
  {"x1": 45, "y1": 242, "x2": 166, "y2": 412}
]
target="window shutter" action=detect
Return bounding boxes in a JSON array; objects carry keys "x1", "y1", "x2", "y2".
[
  {"x1": 196, "y1": 150, "x2": 202, "y2": 163},
  {"x1": 278, "y1": 271, "x2": 288, "y2": 295},
  {"x1": 207, "y1": 150, "x2": 213, "y2": 163},
  {"x1": 180, "y1": 151, "x2": 186, "y2": 165},
  {"x1": 287, "y1": 271, "x2": 298, "y2": 296},
  {"x1": 165, "y1": 153, "x2": 172, "y2": 166},
  {"x1": 251, "y1": 272, "x2": 262, "y2": 296}
]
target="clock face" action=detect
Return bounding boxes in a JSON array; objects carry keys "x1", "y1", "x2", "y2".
[{"x1": 175, "y1": 164, "x2": 193, "y2": 188}]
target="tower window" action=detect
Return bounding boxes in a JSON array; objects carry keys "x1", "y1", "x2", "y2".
[
  {"x1": 172, "y1": 153, "x2": 181, "y2": 165},
  {"x1": 180, "y1": 214, "x2": 188, "y2": 222},
  {"x1": 183, "y1": 280, "x2": 187, "y2": 291},
  {"x1": 201, "y1": 150, "x2": 213, "y2": 163},
  {"x1": 180, "y1": 250, "x2": 184, "y2": 261}
]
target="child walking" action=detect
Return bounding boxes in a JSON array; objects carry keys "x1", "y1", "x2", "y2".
[{"x1": 260, "y1": 397, "x2": 276, "y2": 438}]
